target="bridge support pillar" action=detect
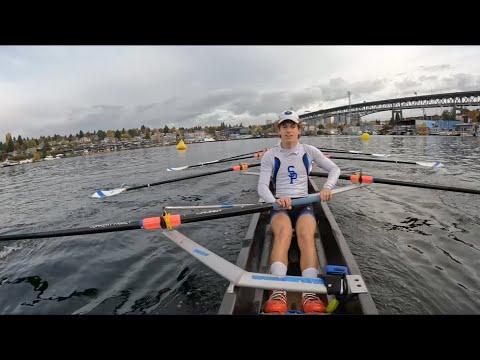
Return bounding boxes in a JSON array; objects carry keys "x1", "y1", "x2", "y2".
[{"x1": 392, "y1": 109, "x2": 403, "y2": 126}]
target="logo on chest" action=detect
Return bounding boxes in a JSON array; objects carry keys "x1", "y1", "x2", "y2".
[{"x1": 287, "y1": 165, "x2": 298, "y2": 184}]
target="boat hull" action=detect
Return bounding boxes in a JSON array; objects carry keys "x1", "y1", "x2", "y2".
[{"x1": 218, "y1": 177, "x2": 378, "y2": 315}]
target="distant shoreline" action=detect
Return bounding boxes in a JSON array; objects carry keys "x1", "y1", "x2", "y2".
[{"x1": 3, "y1": 133, "x2": 477, "y2": 169}]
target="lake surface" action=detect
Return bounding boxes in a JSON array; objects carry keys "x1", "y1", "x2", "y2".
[{"x1": 1, "y1": 135, "x2": 479, "y2": 314}]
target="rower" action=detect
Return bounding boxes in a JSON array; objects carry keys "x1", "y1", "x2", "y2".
[{"x1": 257, "y1": 110, "x2": 341, "y2": 314}]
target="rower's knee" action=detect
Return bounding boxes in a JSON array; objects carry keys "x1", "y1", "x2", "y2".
[
  {"x1": 296, "y1": 215, "x2": 316, "y2": 250},
  {"x1": 296, "y1": 229, "x2": 315, "y2": 250},
  {"x1": 271, "y1": 225, "x2": 292, "y2": 262},
  {"x1": 274, "y1": 229, "x2": 292, "y2": 247},
  {"x1": 272, "y1": 215, "x2": 293, "y2": 243}
]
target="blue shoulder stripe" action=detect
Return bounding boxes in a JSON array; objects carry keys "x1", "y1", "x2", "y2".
[
  {"x1": 272, "y1": 157, "x2": 281, "y2": 184},
  {"x1": 302, "y1": 153, "x2": 312, "y2": 175}
]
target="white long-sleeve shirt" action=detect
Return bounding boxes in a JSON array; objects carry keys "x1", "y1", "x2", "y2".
[{"x1": 257, "y1": 143, "x2": 340, "y2": 203}]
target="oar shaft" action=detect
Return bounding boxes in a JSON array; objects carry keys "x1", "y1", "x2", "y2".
[
  {"x1": 201, "y1": 154, "x2": 255, "y2": 165},
  {"x1": 2, "y1": 186, "x2": 364, "y2": 242},
  {"x1": 367, "y1": 177, "x2": 480, "y2": 194},
  {"x1": 168, "y1": 150, "x2": 267, "y2": 171},
  {"x1": 0, "y1": 205, "x2": 271, "y2": 242},
  {"x1": 178, "y1": 153, "x2": 255, "y2": 170},
  {"x1": 320, "y1": 148, "x2": 358, "y2": 154},
  {"x1": 0, "y1": 222, "x2": 141, "y2": 242},
  {"x1": 164, "y1": 204, "x2": 258, "y2": 210},
  {"x1": 310, "y1": 172, "x2": 480, "y2": 195},
  {"x1": 180, "y1": 203, "x2": 272, "y2": 224},
  {"x1": 326, "y1": 155, "x2": 415, "y2": 164},
  {"x1": 128, "y1": 163, "x2": 260, "y2": 191},
  {"x1": 218, "y1": 151, "x2": 258, "y2": 161},
  {"x1": 172, "y1": 193, "x2": 330, "y2": 224},
  {"x1": 318, "y1": 147, "x2": 384, "y2": 156}
]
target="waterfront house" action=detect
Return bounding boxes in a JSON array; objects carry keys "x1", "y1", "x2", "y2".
[{"x1": 454, "y1": 123, "x2": 475, "y2": 136}]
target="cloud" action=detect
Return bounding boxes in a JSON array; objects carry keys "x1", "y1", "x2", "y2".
[
  {"x1": 1, "y1": 46, "x2": 479, "y2": 138},
  {"x1": 419, "y1": 64, "x2": 451, "y2": 71},
  {"x1": 394, "y1": 78, "x2": 421, "y2": 90},
  {"x1": 318, "y1": 78, "x2": 387, "y2": 102},
  {"x1": 439, "y1": 73, "x2": 477, "y2": 91},
  {"x1": 411, "y1": 73, "x2": 479, "y2": 94},
  {"x1": 418, "y1": 75, "x2": 438, "y2": 82},
  {"x1": 55, "y1": 87, "x2": 326, "y2": 131}
]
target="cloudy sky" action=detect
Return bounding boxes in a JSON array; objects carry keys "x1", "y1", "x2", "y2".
[{"x1": 1, "y1": 46, "x2": 480, "y2": 138}]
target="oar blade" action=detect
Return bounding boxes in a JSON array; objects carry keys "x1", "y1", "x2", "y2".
[
  {"x1": 167, "y1": 160, "x2": 220, "y2": 171},
  {"x1": 91, "y1": 187, "x2": 127, "y2": 198},
  {"x1": 416, "y1": 161, "x2": 444, "y2": 168},
  {"x1": 167, "y1": 166, "x2": 189, "y2": 171},
  {"x1": 348, "y1": 150, "x2": 388, "y2": 157}
]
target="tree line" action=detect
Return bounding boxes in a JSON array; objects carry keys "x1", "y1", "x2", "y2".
[{"x1": 0, "y1": 121, "x2": 254, "y2": 158}]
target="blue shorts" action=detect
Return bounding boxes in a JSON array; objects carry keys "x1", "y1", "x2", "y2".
[{"x1": 270, "y1": 204, "x2": 315, "y2": 227}]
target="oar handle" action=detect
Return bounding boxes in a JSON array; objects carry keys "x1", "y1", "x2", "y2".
[{"x1": 272, "y1": 193, "x2": 320, "y2": 209}]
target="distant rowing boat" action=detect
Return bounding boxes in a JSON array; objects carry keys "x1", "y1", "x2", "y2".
[
  {"x1": 1, "y1": 160, "x2": 19, "y2": 167},
  {"x1": 218, "y1": 176, "x2": 378, "y2": 315}
]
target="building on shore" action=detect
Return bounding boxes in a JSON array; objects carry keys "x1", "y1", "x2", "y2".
[
  {"x1": 343, "y1": 126, "x2": 362, "y2": 135},
  {"x1": 163, "y1": 133, "x2": 177, "y2": 145},
  {"x1": 454, "y1": 123, "x2": 477, "y2": 136},
  {"x1": 151, "y1": 132, "x2": 164, "y2": 144},
  {"x1": 216, "y1": 127, "x2": 250, "y2": 140}
]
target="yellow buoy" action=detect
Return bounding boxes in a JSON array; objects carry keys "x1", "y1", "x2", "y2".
[
  {"x1": 361, "y1": 132, "x2": 370, "y2": 141},
  {"x1": 176, "y1": 139, "x2": 187, "y2": 150}
]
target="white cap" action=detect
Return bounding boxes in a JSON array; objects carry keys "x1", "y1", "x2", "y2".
[{"x1": 278, "y1": 110, "x2": 300, "y2": 124}]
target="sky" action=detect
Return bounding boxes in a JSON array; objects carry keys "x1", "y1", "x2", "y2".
[{"x1": 1, "y1": 46, "x2": 480, "y2": 139}]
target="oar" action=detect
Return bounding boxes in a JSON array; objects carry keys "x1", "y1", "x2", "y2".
[
  {"x1": 3, "y1": 184, "x2": 365, "y2": 242},
  {"x1": 160, "y1": 229, "x2": 366, "y2": 295},
  {"x1": 324, "y1": 154, "x2": 444, "y2": 168},
  {"x1": 310, "y1": 172, "x2": 480, "y2": 195},
  {"x1": 91, "y1": 162, "x2": 260, "y2": 198},
  {"x1": 164, "y1": 181, "x2": 360, "y2": 209},
  {"x1": 164, "y1": 203, "x2": 258, "y2": 210},
  {"x1": 167, "y1": 146, "x2": 390, "y2": 171},
  {"x1": 166, "y1": 149, "x2": 267, "y2": 171},
  {"x1": 319, "y1": 148, "x2": 389, "y2": 157}
]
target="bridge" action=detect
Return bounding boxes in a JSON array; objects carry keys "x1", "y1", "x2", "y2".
[{"x1": 299, "y1": 90, "x2": 480, "y2": 125}]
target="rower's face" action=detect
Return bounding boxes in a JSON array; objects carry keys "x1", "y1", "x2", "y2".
[{"x1": 279, "y1": 121, "x2": 300, "y2": 141}]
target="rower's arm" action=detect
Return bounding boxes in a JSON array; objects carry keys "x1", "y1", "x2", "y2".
[
  {"x1": 308, "y1": 146, "x2": 341, "y2": 189},
  {"x1": 257, "y1": 152, "x2": 277, "y2": 203}
]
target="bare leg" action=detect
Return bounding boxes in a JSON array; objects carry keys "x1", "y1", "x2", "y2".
[
  {"x1": 270, "y1": 213, "x2": 292, "y2": 266},
  {"x1": 295, "y1": 214, "x2": 326, "y2": 313},
  {"x1": 295, "y1": 214, "x2": 318, "y2": 271}
]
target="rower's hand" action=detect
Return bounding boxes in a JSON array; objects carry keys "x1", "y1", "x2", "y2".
[
  {"x1": 254, "y1": 148, "x2": 269, "y2": 159},
  {"x1": 276, "y1": 197, "x2": 292, "y2": 209},
  {"x1": 320, "y1": 188, "x2": 332, "y2": 202}
]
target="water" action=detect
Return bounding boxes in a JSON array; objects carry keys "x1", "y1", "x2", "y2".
[{"x1": 0, "y1": 136, "x2": 479, "y2": 314}]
